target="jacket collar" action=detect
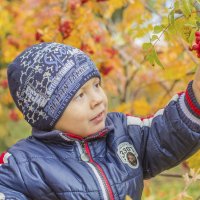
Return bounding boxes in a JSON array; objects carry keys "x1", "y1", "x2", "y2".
[
  {"x1": 32, "y1": 116, "x2": 114, "y2": 143},
  {"x1": 60, "y1": 127, "x2": 110, "y2": 142}
]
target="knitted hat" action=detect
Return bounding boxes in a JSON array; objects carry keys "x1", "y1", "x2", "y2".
[{"x1": 7, "y1": 42, "x2": 101, "y2": 130}]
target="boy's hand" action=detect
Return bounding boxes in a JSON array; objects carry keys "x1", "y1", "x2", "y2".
[
  {"x1": 191, "y1": 31, "x2": 200, "y2": 105},
  {"x1": 193, "y1": 66, "x2": 200, "y2": 104}
]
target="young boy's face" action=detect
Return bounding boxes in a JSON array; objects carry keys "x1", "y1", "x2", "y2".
[{"x1": 54, "y1": 77, "x2": 108, "y2": 137}]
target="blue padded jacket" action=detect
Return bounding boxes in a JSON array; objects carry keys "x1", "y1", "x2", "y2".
[{"x1": 0, "y1": 87, "x2": 200, "y2": 200}]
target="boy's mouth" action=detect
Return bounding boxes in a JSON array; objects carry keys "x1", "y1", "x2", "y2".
[{"x1": 90, "y1": 111, "x2": 105, "y2": 124}]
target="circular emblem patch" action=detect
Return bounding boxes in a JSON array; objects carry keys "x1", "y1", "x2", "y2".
[
  {"x1": 117, "y1": 142, "x2": 139, "y2": 169},
  {"x1": 0, "y1": 193, "x2": 5, "y2": 200}
]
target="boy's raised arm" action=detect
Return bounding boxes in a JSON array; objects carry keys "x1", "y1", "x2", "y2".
[
  {"x1": 192, "y1": 66, "x2": 200, "y2": 104},
  {"x1": 126, "y1": 78, "x2": 200, "y2": 178}
]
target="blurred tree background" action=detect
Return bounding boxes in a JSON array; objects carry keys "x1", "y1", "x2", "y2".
[{"x1": 0, "y1": 0, "x2": 200, "y2": 199}]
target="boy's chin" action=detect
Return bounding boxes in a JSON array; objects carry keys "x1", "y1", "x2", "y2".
[{"x1": 85, "y1": 124, "x2": 106, "y2": 137}]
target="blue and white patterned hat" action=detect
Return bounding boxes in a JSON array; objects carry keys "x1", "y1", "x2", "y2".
[{"x1": 7, "y1": 42, "x2": 101, "y2": 130}]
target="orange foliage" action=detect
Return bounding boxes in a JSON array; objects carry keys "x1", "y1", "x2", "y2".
[{"x1": 0, "y1": 1, "x2": 199, "y2": 198}]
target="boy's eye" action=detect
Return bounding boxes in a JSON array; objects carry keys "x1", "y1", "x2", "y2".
[
  {"x1": 95, "y1": 83, "x2": 99, "y2": 88},
  {"x1": 94, "y1": 81, "x2": 101, "y2": 88},
  {"x1": 74, "y1": 92, "x2": 84, "y2": 100},
  {"x1": 78, "y1": 93, "x2": 84, "y2": 98}
]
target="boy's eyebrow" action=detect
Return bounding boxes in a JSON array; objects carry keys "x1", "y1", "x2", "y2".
[
  {"x1": 80, "y1": 78, "x2": 100, "y2": 90},
  {"x1": 80, "y1": 84, "x2": 87, "y2": 90},
  {"x1": 78, "y1": 84, "x2": 88, "y2": 92}
]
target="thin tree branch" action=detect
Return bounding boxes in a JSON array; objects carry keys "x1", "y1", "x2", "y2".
[
  {"x1": 140, "y1": 0, "x2": 162, "y2": 17},
  {"x1": 194, "y1": 0, "x2": 200, "y2": 16},
  {"x1": 159, "y1": 79, "x2": 179, "y2": 103},
  {"x1": 122, "y1": 68, "x2": 139, "y2": 103},
  {"x1": 159, "y1": 173, "x2": 200, "y2": 181},
  {"x1": 61, "y1": 0, "x2": 68, "y2": 12},
  {"x1": 178, "y1": 37, "x2": 200, "y2": 66}
]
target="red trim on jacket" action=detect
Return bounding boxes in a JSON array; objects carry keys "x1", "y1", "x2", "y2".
[
  {"x1": 85, "y1": 142, "x2": 115, "y2": 200},
  {"x1": 185, "y1": 90, "x2": 200, "y2": 116},
  {"x1": 0, "y1": 152, "x2": 7, "y2": 164},
  {"x1": 64, "y1": 128, "x2": 109, "y2": 141},
  {"x1": 66, "y1": 133, "x2": 83, "y2": 140}
]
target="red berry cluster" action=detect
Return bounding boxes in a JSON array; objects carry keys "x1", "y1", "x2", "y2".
[
  {"x1": 9, "y1": 109, "x2": 20, "y2": 122},
  {"x1": 81, "y1": 0, "x2": 89, "y2": 4},
  {"x1": 35, "y1": 30, "x2": 44, "y2": 42},
  {"x1": 58, "y1": 21, "x2": 73, "y2": 40},
  {"x1": 80, "y1": 43, "x2": 94, "y2": 54},
  {"x1": 100, "y1": 64, "x2": 113, "y2": 76},
  {"x1": 69, "y1": 0, "x2": 108, "y2": 11},
  {"x1": 7, "y1": 36, "x2": 19, "y2": 49},
  {"x1": 105, "y1": 48, "x2": 117, "y2": 58},
  {"x1": 190, "y1": 31, "x2": 200, "y2": 58},
  {"x1": 0, "y1": 79, "x2": 8, "y2": 89}
]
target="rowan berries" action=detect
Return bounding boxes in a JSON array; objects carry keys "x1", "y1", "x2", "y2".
[
  {"x1": 189, "y1": 31, "x2": 200, "y2": 58},
  {"x1": 58, "y1": 21, "x2": 73, "y2": 40}
]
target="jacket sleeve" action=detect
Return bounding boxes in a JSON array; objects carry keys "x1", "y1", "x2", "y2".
[
  {"x1": 0, "y1": 152, "x2": 29, "y2": 200},
  {"x1": 126, "y1": 81, "x2": 200, "y2": 179}
]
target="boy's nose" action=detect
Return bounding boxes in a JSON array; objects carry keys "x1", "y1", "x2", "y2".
[{"x1": 90, "y1": 92, "x2": 103, "y2": 109}]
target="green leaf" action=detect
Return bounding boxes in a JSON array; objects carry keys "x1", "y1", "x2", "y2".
[
  {"x1": 174, "y1": 1, "x2": 182, "y2": 14},
  {"x1": 152, "y1": 49, "x2": 164, "y2": 68},
  {"x1": 142, "y1": 42, "x2": 152, "y2": 51},
  {"x1": 153, "y1": 25, "x2": 163, "y2": 34},
  {"x1": 188, "y1": 28, "x2": 196, "y2": 46},
  {"x1": 184, "y1": 23, "x2": 197, "y2": 28},
  {"x1": 169, "y1": 10, "x2": 175, "y2": 26},
  {"x1": 194, "y1": 0, "x2": 200, "y2": 16},
  {"x1": 111, "y1": 6, "x2": 126, "y2": 24},
  {"x1": 151, "y1": 35, "x2": 159, "y2": 42},
  {"x1": 146, "y1": 53, "x2": 155, "y2": 66},
  {"x1": 174, "y1": 1, "x2": 180, "y2": 10},
  {"x1": 196, "y1": 15, "x2": 200, "y2": 27},
  {"x1": 144, "y1": 44, "x2": 164, "y2": 68},
  {"x1": 181, "y1": 0, "x2": 192, "y2": 17},
  {"x1": 167, "y1": 23, "x2": 176, "y2": 35}
]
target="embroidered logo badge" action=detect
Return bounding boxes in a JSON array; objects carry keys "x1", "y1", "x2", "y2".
[
  {"x1": 117, "y1": 142, "x2": 139, "y2": 169},
  {"x1": 0, "y1": 193, "x2": 5, "y2": 200}
]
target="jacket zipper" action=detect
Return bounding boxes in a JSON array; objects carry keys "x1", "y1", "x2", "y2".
[{"x1": 76, "y1": 141, "x2": 114, "y2": 200}]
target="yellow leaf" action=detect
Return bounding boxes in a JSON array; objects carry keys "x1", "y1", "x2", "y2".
[
  {"x1": 125, "y1": 195, "x2": 132, "y2": 200},
  {"x1": 120, "y1": 1, "x2": 146, "y2": 32},
  {"x1": 15, "y1": 108, "x2": 24, "y2": 120},
  {"x1": 0, "y1": 3, "x2": 13, "y2": 38},
  {"x1": 177, "y1": 192, "x2": 193, "y2": 200},
  {"x1": 143, "y1": 180, "x2": 151, "y2": 197},
  {"x1": 104, "y1": 0, "x2": 126, "y2": 18},
  {"x1": 132, "y1": 98, "x2": 151, "y2": 116},
  {"x1": 0, "y1": 68, "x2": 7, "y2": 78},
  {"x1": 115, "y1": 102, "x2": 131, "y2": 113},
  {"x1": 123, "y1": 1, "x2": 144, "y2": 21},
  {"x1": 0, "y1": 91, "x2": 13, "y2": 106},
  {"x1": 187, "y1": 150, "x2": 200, "y2": 170},
  {"x1": 0, "y1": 124, "x2": 7, "y2": 138},
  {"x1": 0, "y1": 104, "x2": 3, "y2": 118},
  {"x1": 2, "y1": 44, "x2": 19, "y2": 64}
]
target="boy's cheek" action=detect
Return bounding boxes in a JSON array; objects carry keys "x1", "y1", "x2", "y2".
[{"x1": 103, "y1": 93, "x2": 108, "y2": 106}]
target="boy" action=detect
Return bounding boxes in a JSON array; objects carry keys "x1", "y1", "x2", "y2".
[{"x1": 0, "y1": 42, "x2": 199, "y2": 200}]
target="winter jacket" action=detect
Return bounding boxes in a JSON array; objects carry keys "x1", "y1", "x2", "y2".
[{"x1": 0, "y1": 82, "x2": 200, "y2": 200}]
